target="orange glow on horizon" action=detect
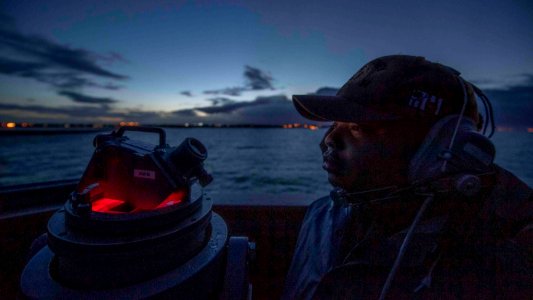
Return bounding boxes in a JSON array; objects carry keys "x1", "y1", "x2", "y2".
[
  {"x1": 6, "y1": 122, "x2": 16, "y2": 128},
  {"x1": 527, "y1": 128, "x2": 533, "y2": 133}
]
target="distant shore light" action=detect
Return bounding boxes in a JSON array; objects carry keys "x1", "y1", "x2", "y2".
[
  {"x1": 6, "y1": 122, "x2": 16, "y2": 128},
  {"x1": 496, "y1": 126, "x2": 514, "y2": 132}
]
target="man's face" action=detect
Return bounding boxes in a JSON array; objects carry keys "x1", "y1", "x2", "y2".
[{"x1": 321, "y1": 121, "x2": 426, "y2": 191}]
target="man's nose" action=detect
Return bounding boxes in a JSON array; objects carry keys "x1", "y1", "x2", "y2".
[{"x1": 322, "y1": 126, "x2": 340, "y2": 151}]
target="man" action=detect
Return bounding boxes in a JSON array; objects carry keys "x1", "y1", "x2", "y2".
[{"x1": 283, "y1": 55, "x2": 532, "y2": 299}]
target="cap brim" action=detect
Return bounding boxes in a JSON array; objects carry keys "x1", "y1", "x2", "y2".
[{"x1": 292, "y1": 95, "x2": 400, "y2": 122}]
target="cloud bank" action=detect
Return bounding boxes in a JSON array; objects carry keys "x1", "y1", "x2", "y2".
[
  {"x1": 0, "y1": 94, "x2": 311, "y2": 125},
  {"x1": 58, "y1": 91, "x2": 119, "y2": 105},
  {"x1": 0, "y1": 23, "x2": 127, "y2": 90}
]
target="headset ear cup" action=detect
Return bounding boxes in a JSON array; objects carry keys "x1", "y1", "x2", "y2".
[
  {"x1": 450, "y1": 130, "x2": 495, "y2": 173},
  {"x1": 407, "y1": 115, "x2": 494, "y2": 185}
]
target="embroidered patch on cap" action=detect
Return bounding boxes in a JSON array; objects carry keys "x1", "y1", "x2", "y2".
[{"x1": 408, "y1": 90, "x2": 444, "y2": 116}]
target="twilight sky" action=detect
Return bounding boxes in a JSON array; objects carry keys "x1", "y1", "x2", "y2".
[{"x1": 0, "y1": 0, "x2": 532, "y2": 126}]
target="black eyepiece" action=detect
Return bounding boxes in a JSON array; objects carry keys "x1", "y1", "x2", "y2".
[
  {"x1": 168, "y1": 138, "x2": 212, "y2": 186},
  {"x1": 170, "y1": 138, "x2": 207, "y2": 165}
]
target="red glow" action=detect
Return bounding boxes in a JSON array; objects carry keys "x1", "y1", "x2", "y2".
[
  {"x1": 91, "y1": 190, "x2": 186, "y2": 213},
  {"x1": 92, "y1": 198, "x2": 126, "y2": 213},
  {"x1": 156, "y1": 191, "x2": 186, "y2": 209}
]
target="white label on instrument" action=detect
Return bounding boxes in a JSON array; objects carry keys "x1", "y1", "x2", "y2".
[{"x1": 134, "y1": 169, "x2": 156, "y2": 180}]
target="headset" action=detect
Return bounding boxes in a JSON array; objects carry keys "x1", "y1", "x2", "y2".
[
  {"x1": 379, "y1": 75, "x2": 497, "y2": 300},
  {"x1": 407, "y1": 74, "x2": 496, "y2": 192}
]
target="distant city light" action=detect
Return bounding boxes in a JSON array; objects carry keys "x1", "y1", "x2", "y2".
[
  {"x1": 119, "y1": 121, "x2": 139, "y2": 127},
  {"x1": 0, "y1": 121, "x2": 325, "y2": 130},
  {"x1": 496, "y1": 126, "x2": 514, "y2": 132},
  {"x1": 282, "y1": 123, "x2": 319, "y2": 130}
]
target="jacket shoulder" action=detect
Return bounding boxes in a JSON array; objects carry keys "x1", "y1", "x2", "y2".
[
  {"x1": 479, "y1": 164, "x2": 532, "y2": 264},
  {"x1": 482, "y1": 164, "x2": 532, "y2": 226}
]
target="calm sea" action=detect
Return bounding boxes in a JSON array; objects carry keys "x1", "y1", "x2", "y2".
[{"x1": 0, "y1": 128, "x2": 531, "y2": 199}]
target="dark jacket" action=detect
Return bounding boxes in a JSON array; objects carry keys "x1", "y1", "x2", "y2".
[{"x1": 283, "y1": 166, "x2": 532, "y2": 299}]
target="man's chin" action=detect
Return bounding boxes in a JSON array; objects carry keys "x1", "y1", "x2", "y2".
[
  {"x1": 327, "y1": 173, "x2": 350, "y2": 190},
  {"x1": 327, "y1": 172, "x2": 372, "y2": 192}
]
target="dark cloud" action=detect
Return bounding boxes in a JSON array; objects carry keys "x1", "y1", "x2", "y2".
[
  {"x1": 0, "y1": 102, "x2": 121, "y2": 119},
  {"x1": 170, "y1": 94, "x2": 310, "y2": 124},
  {"x1": 180, "y1": 91, "x2": 193, "y2": 97},
  {"x1": 96, "y1": 51, "x2": 129, "y2": 65},
  {"x1": 175, "y1": 95, "x2": 286, "y2": 115},
  {"x1": 0, "y1": 57, "x2": 46, "y2": 74},
  {"x1": 102, "y1": 83, "x2": 122, "y2": 90},
  {"x1": 244, "y1": 65, "x2": 274, "y2": 90},
  {"x1": 0, "y1": 102, "x2": 164, "y2": 123},
  {"x1": 0, "y1": 27, "x2": 127, "y2": 79},
  {"x1": 172, "y1": 101, "x2": 245, "y2": 115},
  {"x1": 58, "y1": 91, "x2": 119, "y2": 105},
  {"x1": 204, "y1": 86, "x2": 247, "y2": 97},
  {"x1": 171, "y1": 109, "x2": 197, "y2": 117},
  {"x1": 0, "y1": 57, "x2": 123, "y2": 90},
  {"x1": 37, "y1": 72, "x2": 122, "y2": 90},
  {"x1": 0, "y1": 21, "x2": 128, "y2": 90},
  {"x1": 207, "y1": 97, "x2": 236, "y2": 106},
  {"x1": 199, "y1": 101, "x2": 261, "y2": 114},
  {"x1": 202, "y1": 65, "x2": 275, "y2": 96}
]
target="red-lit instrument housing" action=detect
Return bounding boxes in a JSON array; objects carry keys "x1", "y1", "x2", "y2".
[
  {"x1": 74, "y1": 126, "x2": 211, "y2": 215},
  {"x1": 39, "y1": 127, "x2": 221, "y2": 290},
  {"x1": 21, "y1": 127, "x2": 243, "y2": 299},
  {"x1": 61, "y1": 126, "x2": 212, "y2": 234}
]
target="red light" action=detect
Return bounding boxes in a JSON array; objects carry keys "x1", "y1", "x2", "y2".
[
  {"x1": 156, "y1": 191, "x2": 186, "y2": 209},
  {"x1": 92, "y1": 198, "x2": 126, "y2": 213},
  {"x1": 91, "y1": 191, "x2": 186, "y2": 213}
]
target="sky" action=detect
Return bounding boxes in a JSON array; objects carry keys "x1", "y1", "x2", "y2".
[{"x1": 0, "y1": 0, "x2": 532, "y2": 126}]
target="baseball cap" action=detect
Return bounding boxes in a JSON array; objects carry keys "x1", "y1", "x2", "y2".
[{"x1": 293, "y1": 55, "x2": 479, "y2": 125}]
